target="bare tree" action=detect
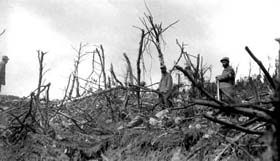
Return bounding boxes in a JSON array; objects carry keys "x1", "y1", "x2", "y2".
[
  {"x1": 68, "y1": 43, "x2": 88, "y2": 98},
  {"x1": 135, "y1": 29, "x2": 147, "y2": 109},
  {"x1": 139, "y1": 5, "x2": 178, "y2": 67},
  {"x1": 95, "y1": 45, "x2": 107, "y2": 89},
  {"x1": 36, "y1": 50, "x2": 48, "y2": 99},
  {"x1": 35, "y1": 50, "x2": 51, "y2": 133}
]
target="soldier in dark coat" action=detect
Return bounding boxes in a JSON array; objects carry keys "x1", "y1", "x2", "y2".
[
  {"x1": 0, "y1": 55, "x2": 9, "y2": 92},
  {"x1": 158, "y1": 65, "x2": 173, "y2": 108},
  {"x1": 216, "y1": 57, "x2": 236, "y2": 103}
]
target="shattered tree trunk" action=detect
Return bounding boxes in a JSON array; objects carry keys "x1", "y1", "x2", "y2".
[
  {"x1": 123, "y1": 53, "x2": 134, "y2": 86},
  {"x1": 75, "y1": 71, "x2": 80, "y2": 97},
  {"x1": 36, "y1": 50, "x2": 50, "y2": 133},
  {"x1": 75, "y1": 43, "x2": 83, "y2": 97},
  {"x1": 245, "y1": 46, "x2": 280, "y2": 161},
  {"x1": 96, "y1": 45, "x2": 107, "y2": 89},
  {"x1": 110, "y1": 64, "x2": 123, "y2": 86},
  {"x1": 272, "y1": 98, "x2": 280, "y2": 161},
  {"x1": 136, "y1": 29, "x2": 145, "y2": 109},
  {"x1": 100, "y1": 45, "x2": 107, "y2": 89},
  {"x1": 68, "y1": 43, "x2": 84, "y2": 98},
  {"x1": 36, "y1": 50, "x2": 47, "y2": 100},
  {"x1": 149, "y1": 16, "x2": 165, "y2": 67},
  {"x1": 270, "y1": 38, "x2": 280, "y2": 160}
]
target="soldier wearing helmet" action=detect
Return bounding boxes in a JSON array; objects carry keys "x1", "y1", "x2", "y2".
[
  {"x1": 0, "y1": 55, "x2": 9, "y2": 92},
  {"x1": 157, "y1": 64, "x2": 173, "y2": 108},
  {"x1": 216, "y1": 57, "x2": 236, "y2": 102}
]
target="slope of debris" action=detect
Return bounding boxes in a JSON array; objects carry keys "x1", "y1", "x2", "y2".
[{"x1": 0, "y1": 81, "x2": 270, "y2": 161}]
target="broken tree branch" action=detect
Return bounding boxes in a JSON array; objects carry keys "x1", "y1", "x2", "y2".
[
  {"x1": 170, "y1": 39, "x2": 185, "y2": 73},
  {"x1": 175, "y1": 65, "x2": 223, "y2": 105},
  {"x1": 214, "y1": 123, "x2": 266, "y2": 161},
  {"x1": 0, "y1": 29, "x2": 6, "y2": 37},
  {"x1": 192, "y1": 99, "x2": 273, "y2": 123},
  {"x1": 204, "y1": 114, "x2": 264, "y2": 135},
  {"x1": 245, "y1": 46, "x2": 276, "y2": 89}
]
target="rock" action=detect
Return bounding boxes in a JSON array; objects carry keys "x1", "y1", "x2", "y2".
[
  {"x1": 238, "y1": 116, "x2": 249, "y2": 122},
  {"x1": 163, "y1": 119, "x2": 174, "y2": 128},
  {"x1": 126, "y1": 115, "x2": 143, "y2": 128},
  {"x1": 195, "y1": 124, "x2": 201, "y2": 129},
  {"x1": 171, "y1": 148, "x2": 184, "y2": 161},
  {"x1": 203, "y1": 134, "x2": 210, "y2": 138},
  {"x1": 56, "y1": 134, "x2": 65, "y2": 141},
  {"x1": 206, "y1": 111, "x2": 214, "y2": 115},
  {"x1": 149, "y1": 117, "x2": 161, "y2": 126},
  {"x1": 105, "y1": 119, "x2": 113, "y2": 124},
  {"x1": 174, "y1": 116, "x2": 186, "y2": 125},
  {"x1": 1, "y1": 106, "x2": 9, "y2": 110},
  {"x1": 203, "y1": 129, "x2": 215, "y2": 138},
  {"x1": 117, "y1": 125, "x2": 125, "y2": 130},
  {"x1": 155, "y1": 109, "x2": 169, "y2": 119},
  {"x1": 101, "y1": 153, "x2": 110, "y2": 161}
]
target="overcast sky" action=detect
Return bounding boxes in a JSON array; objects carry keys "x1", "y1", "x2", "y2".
[{"x1": 0, "y1": 0, "x2": 280, "y2": 99}]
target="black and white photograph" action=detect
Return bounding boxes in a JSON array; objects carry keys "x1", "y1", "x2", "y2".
[{"x1": 0, "y1": 0, "x2": 280, "y2": 160}]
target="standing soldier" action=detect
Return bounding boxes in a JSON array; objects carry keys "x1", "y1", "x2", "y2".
[
  {"x1": 216, "y1": 57, "x2": 236, "y2": 103},
  {"x1": 158, "y1": 65, "x2": 173, "y2": 108},
  {"x1": 0, "y1": 55, "x2": 9, "y2": 92}
]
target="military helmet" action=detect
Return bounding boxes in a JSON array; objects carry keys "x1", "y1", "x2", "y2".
[
  {"x1": 220, "y1": 57, "x2": 229, "y2": 62},
  {"x1": 2, "y1": 55, "x2": 9, "y2": 60}
]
